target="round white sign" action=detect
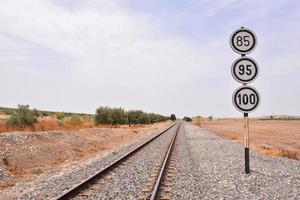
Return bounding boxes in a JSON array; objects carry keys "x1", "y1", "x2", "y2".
[
  {"x1": 232, "y1": 85, "x2": 260, "y2": 113},
  {"x1": 230, "y1": 27, "x2": 257, "y2": 54},
  {"x1": 231, "y1": 56, "x2": 259, "y2": 84}
]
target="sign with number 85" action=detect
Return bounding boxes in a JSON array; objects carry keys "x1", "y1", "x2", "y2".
[{"x1": 230, "y1": 27, "x2": 257, "y2": 55}]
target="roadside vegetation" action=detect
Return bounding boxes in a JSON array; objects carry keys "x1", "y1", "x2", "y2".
[
  {"x1": 94, "y1": 106, "x2": 169, "y2": 126},
  {"x1": 183, "y1": 116, "x2": 193, "y2": 122},
  {"x1": 0, "y1": 105, "x2": 93, "y2": 132},
  {"x1": 6, "y1": 105, "x2": 39, "y2": 127},
  {"x1": 170, "y1": 114, "x2": 176, "y2": 121},
  {"x1": 0, "y1": 105, "x2": 170, "y2": 133}
]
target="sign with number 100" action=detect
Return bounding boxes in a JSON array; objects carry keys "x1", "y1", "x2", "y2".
[
  {"x1": 232, "y1": 85, "x2": 260, "y2": 113},
  {"x1": 230, "y1": 27, "x2": 257, "y2": 55}
]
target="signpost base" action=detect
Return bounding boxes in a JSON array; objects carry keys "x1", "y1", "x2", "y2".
[{"x1": 245, "y1": 147, "x2": 250, "y2": 174}]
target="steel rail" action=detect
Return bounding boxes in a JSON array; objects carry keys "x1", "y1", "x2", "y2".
[
  {"x1": 150, "y1": 123, "x2": 180, "y2": 200},
  {"x1": 53, "y1": 122, "x2": 177, "y2": 200}
]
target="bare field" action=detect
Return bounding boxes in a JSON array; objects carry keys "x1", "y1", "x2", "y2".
[
  {"x1": 0, "y1": 122, "x2": 171, "y2": 190},
  {"x1": 196, "y1": 119, "x2": 300, "y2": 160}
]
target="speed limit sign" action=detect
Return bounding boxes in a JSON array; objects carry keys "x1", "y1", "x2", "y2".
[
  {"x1": 230, "y1": 27, "x2": 260, "y2": 174},
  {"x1": 230, "y1": 27, "x2": 257, "y2": 54},
  {"x1": 232, "y1": 85, "x2": 260, "y2": 113},
  {"x1": 231, "y1": 56, "x2": 259, "y2": 84}
]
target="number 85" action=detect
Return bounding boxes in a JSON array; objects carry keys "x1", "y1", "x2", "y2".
[{"x1": 236, "y1": 35, "x2": 250, "y2": 46}]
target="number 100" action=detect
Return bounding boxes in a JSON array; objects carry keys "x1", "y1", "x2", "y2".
[{"x1": 237, "y1": 93, "x2": 256, "y2": 105}]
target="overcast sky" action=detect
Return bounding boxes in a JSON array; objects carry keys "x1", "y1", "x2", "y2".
[{"x1": 0, "y1": 0, "x2": 299, "y2": 117}]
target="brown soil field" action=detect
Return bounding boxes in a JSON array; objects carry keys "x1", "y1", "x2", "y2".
[
  {"x1": 0, "y1": 122, "x2": 171, "y2": 190},
  {"x1": 196, "y1": 119, "x2": 300, "y2": 160}
]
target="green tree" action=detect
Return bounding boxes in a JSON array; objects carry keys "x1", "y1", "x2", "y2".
[
  {"x1": 6, "y1": 105, "x2": 38, "y2": 126},
  {"x1": 111, "y1": 108, "x2": 127, "y2": 125},
  {"x1": 94, "y1": 106, "x2": 113, "y2": 124},
  {"x1": 32, "y1": 108, "x2": 41, "y2": 118},
  {"x1": 127, "y1": 110, "x2": 140, "y2": 126},
  {"x1": 95, "y1": 106, "x2": 169, "y2": 126},
  {"x1": 183, "y1": 116, "x2": 193, "y2": 122},
  {"x1": 170, "y1": 114, "x2": 176, "y2": 121},
  {"x1": 140, "y1": 112, "x2": 150, "y2": 124}
]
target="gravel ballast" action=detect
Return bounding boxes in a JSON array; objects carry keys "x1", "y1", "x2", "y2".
[
  {"x1": 173, "y1": 123, "x2": 300, "y2": 199},
  {"x1": 72, "y1": 124, "x2": 178, "y2": 199}
]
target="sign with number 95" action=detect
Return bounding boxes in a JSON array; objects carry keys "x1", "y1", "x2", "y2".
[{"x1": 231, "y1": 56, "x2": 259, "y2": 84}]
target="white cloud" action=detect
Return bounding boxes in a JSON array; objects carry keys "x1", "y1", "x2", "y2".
[
  {"x1": 0, "y1": 0, "x2": 299, "y2": 117},
  {"x1": 0, "y1": 0, "x2": 222, "y2": 116}
]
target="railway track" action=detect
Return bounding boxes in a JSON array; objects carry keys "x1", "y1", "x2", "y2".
[
  {"x1": 138, "y1": 123, "x2": 180, "y2": 200},
  {"x1": 53, "y1": 122, "x2": 180, "y2": 200}
]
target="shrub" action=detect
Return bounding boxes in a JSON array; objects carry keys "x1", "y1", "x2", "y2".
[
  {"x1": 111, "y1": 108, "x2": 127, "y2": 125},
  {"x1": 95, "y1": 106, "x2": 169, "y2": 126},
  {"x1": 183, "y1": 116, "x2": 193, "y2": 122},
  {"x1": 140, "y1": 112, "x2": 150, "y2": 124},
  {"x1": 31, "y1": 168, "x2": 43, "y2": 175},
  {"x1": 170, "y1": 114, "x2": 176, "y2": 121},
  {"x1": 57, "y1": 119, "x2": 64, "y2": 126},
  {"x1": 6, "y1": 105, "x2": 38, "y2": 127},
  {"x1": 194, "y1": 115, "x2": 204, "y2": 121},
  {"x1": 69, "y1": 115, "x2": 82, "y2": 126},
  {"x1": 95, "y1": 106, "x2": 113, "y2": 124},
  {"x1": 127, "y1": 110, "x2": 140, "y2": 126},
  {"x1": 55, "y1": 112, "x2": 65, "y2": 120},
  {"x1": 40, "y1": 111, "x2": 50, "y2": 116},
  {"x1": 127, "y1": 110, "x2": 149, "y2": 126},
  {"x1": 32, "y1": 109, "x2": 41, "y2": 118},
  {"x1": 148, "y1": 113, "x2": 167, "y2": 123}
]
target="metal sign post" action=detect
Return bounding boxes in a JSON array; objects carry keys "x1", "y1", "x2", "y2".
[
  {"x1": 244, "y1": 112, "x2": 249, "y2": 173},
  {"x1": 230, "y1": 27, "x2": 260, "y2": 174}
]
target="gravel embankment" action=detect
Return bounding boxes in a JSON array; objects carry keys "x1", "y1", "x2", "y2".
[
  {"x1": 11, "y1": 124, "x2": 176, "y2": 200},
  {"x1": 173, "y1": 123, "x2": 300, "y2": 199},
  {"x1": 72, "y1": 124, "x2": 178, "y2": 200},
  {"x1": 4, "y1": 122, "x2": 299, "y2": 199}
]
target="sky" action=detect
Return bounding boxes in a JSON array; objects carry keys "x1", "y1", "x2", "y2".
[{"x1": 0, "y1": 0, "x2": 300, "y2": 118}]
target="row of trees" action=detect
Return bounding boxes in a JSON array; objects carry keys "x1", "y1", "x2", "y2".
[
  {"x1": 94, "y1": 106, "x2": 170, "y2": 126},
  {"x1": 4, "y1": 105, "x2": 173, "y2": 127}
]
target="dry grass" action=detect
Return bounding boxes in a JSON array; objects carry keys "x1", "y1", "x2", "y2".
[
  {"x1": 0, "y1": 116, "x2": 119, "y2": 133},
  {"x1": 255, "y1": 146, "x2": 297, "y2": 160},
  {"x1": 196, "y1": 119, "x2": 300, "y2": 160},
  {"x1": 2, "y1": 157, "x2": 24, "y2": 178}
]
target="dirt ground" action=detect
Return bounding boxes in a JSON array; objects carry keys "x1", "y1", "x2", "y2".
[
  {"x1": 196, "y1": 119, "x2": 300, "y2": 160},
  {"x1": 0, "y1": 122, "x2": 171, "y2": 190}
]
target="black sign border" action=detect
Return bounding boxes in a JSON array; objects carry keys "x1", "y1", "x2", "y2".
[
  {"x1": 233, "y1": 86, "x2": 260, "y2": 113},
  {"x1": 231, "y1": 57, "x2": 259, "y2": 84}
]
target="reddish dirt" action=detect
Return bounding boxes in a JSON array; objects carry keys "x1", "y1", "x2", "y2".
[
  {"x1": 0, "y1": 122, "x2": 171, "y2": 190},
  {"x1": 196, "y1": 119, "x2": 300, "y2": 160}
]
